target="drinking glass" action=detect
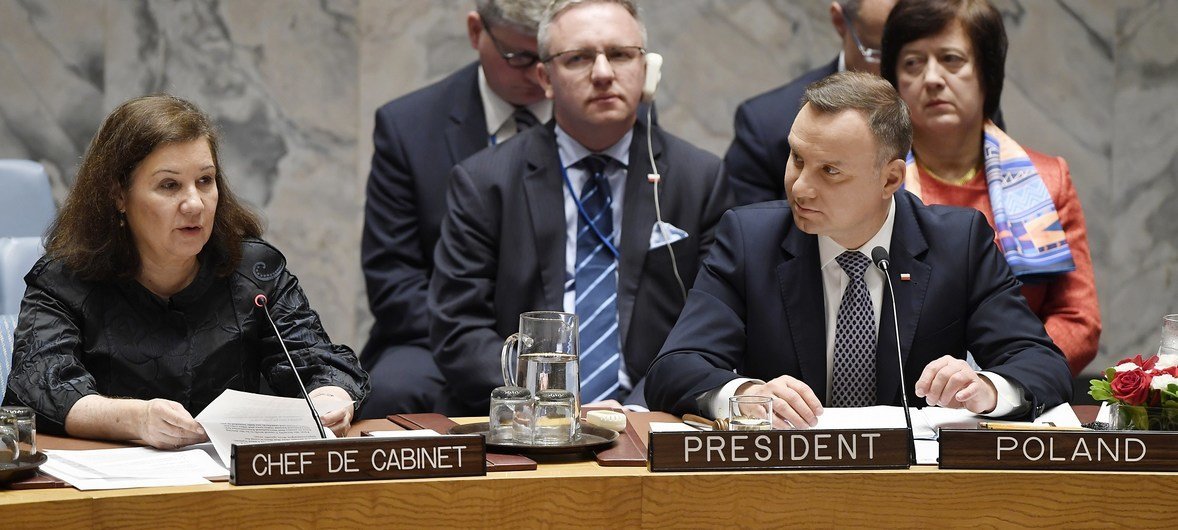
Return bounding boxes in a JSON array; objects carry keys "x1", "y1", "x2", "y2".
[
  {"x1": 1159, "y1": 314, "x2": 1178, "y2": 357},
  {"x1": 0, "y1": 406, "x2": 35, "y2": 456},
  {"x1": 532, "y1": 390, "x2": 577, "y2": 445},
  {"x1": 729, "y1": 395, "x2": 774, "y2": 431},
  {"x1": 488, "y1": 386, "x2": 532, "y2": 443},
  {"x1": 0, "y1": 424, "x2": 18, "y2": 464}
]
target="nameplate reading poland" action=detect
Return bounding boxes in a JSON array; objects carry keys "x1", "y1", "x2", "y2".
[
  {"x1": 939, "y1": 430, "x2": 1178, "y2": 471},
  {"x1": 231, "y1": 435, "x2": 486, "y2": 485},
  {"x1": 648, "y1": 430, "x2": 910, "y2": 472}
]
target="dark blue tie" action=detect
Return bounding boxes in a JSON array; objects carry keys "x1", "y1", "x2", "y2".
[
  {"x1": 831, "y1": 250, "x2": 877, "y2": 407},
  {"x1": 575, "y1": 155, "x2": 621, "y2": 403},
  {"x1": 513, "y1": 108, "x2": 539, "y2": 131}
]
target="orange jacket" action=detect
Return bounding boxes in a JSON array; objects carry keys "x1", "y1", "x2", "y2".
[{"x1": 914, "y1": 148, "x2": 1101, "y2": 375}]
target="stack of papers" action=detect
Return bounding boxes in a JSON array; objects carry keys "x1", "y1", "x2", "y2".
[
  {"x1": 41, "y1": 390, "x2": 354, "y2": 490},
  {"x1": 42, "y1": 446, "x2": 227, "y2": 490}
]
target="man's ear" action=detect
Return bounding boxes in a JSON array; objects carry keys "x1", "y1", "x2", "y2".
[
  {"x1": 537, "y1": 62, "x2": 554, "y2": 100},
  {"x1": 881, "y1": 157, "x2": 906, "y2": 197},
  {"x1": 466, "y1": 12, "x2": 482, "y2": 50},
  {"x1": 830, "y1": 1, "x2": 848, "y2": 39}
]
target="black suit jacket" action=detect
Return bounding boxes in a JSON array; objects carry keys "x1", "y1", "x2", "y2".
[
  {"x1": 645, "y1": 192, "x2": 1072, "y2": 419},
  {"x1": 724, "y1": 60, "x2": 838, "y2": 206},
  {"x1": 361, "y1": 62, "x2": 488, "y2": 355},
  {"x1": 430, "y1": 121, "x2": 734, "y2": 415}
]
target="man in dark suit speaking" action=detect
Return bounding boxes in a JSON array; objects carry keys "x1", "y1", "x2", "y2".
[
  {"x1": 360, "y1": 0, "x2": 551, "y2": 417},
  {"x1": 646, "y1": 72, "x2": 1070, "y2": 426},
  {"x1": 430, "y1": 0, "x2": 733, "y2": 415}
]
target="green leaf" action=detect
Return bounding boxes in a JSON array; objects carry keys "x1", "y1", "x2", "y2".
[
  {"x1": 1089, "y1": 379, "x2": 1114, "y2": 402},
  {"x1": 1162, "y1": 383, "x2": 1178, "y2": 405}
]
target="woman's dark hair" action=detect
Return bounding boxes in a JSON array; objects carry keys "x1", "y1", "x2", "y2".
[
  {"x1": 46, "y1": 94, "x2": 263, "y2": 280},
  {"x1": 880, "y1": 0, "x2": 1007, "y2": 121}
]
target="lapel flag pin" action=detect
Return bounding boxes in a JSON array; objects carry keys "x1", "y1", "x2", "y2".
[{"x1": 900, "y1": 273, "x2": 912, "y2": 282}]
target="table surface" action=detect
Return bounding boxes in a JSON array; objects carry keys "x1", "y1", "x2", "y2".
[{"x1": 4, "y1": 407, "x2": 1176, "y2": 529}]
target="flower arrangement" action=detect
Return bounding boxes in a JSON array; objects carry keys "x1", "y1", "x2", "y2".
[{"x1": 1089, "y1": 354, "x2": 1178, "y2": 430}]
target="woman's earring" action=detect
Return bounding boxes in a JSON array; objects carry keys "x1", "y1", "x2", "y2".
[{"x1": 118, "y1": 210, "x2": 126, "y2": 227}]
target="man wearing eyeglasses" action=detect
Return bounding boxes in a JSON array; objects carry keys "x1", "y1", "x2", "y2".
[
  {"x1": 430, "y1": 0, "x2": 733, "y2": 416},
  {"x1": 725, "y1": 0, "x2": 897, "y2": 206},
  {"x1": 359, "y1": 0, "x2": 551, "y2": 418}
]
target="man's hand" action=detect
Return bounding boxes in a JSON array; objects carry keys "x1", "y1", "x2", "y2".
[
  {"x1": 309, "y1": 386, "x2": 355, "y2": 437},
  {"x1": 138, "y1": 399, "x2": 208, "y2": 449},
  {"x1": 914, "y1": 355, "x2": 998, "y2": 414},
  {"x1": 738, "y1": 375, "x2": 824, "y2": 429}
]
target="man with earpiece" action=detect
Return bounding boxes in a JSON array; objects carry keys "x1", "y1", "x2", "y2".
[
  {"x1": 359, "y1": 0, "x2": 552, "y2": 418},
  {"x1": 430, "y1": 0, "x2": 734, "y2": 416}
]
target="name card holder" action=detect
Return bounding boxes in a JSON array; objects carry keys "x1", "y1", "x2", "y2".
[
  {"x1": 939, "y1": 429, "x2": 1178, "y2": 471},
  {"x1": 230, "y1": 434, "x2": 486, "y2": 486},
  {"x1": 648, "y1": 429, "x2": 910, "y2": 472}
]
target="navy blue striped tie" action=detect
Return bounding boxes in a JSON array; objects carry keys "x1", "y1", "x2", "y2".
[{"x1": 575, "y1": 155, "x2": 621, "y2": 403}]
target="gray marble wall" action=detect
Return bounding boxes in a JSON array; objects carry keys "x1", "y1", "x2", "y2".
[{"x1": 1, "y1": 0, "x2": 1175, "y2": 376}]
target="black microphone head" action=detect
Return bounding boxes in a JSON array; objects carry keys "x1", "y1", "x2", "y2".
[
  {"x1": 254, "y1": 294, "x2": 268, "y2": 308},
  {"x1": 871, "y1": 246, "x2": 890, "y2": 270}
]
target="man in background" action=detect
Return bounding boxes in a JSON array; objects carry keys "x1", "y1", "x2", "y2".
[
  {"x1": 359, "y1": 0, "x2": 551, "y2": 418},
  {"x1": 725, "y1": 0, "x2": 897, "y2": 205},
  {"x1": 430, "y1": 0, "x2": 733, "y2": 415}
]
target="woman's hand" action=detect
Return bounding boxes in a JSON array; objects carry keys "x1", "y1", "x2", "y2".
[
  {"x1": 308, "y1": 385, "x2": 355, "y2": 437},
  {"x1": 138, "y1": 398, "x2": 208, "y2": 449}
]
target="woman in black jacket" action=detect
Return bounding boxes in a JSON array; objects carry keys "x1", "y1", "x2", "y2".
[{"x1": 6, "y1": 94, "x2": 368, "y2": 448}]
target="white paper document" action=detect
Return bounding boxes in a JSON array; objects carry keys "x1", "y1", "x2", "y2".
[
  {"x1": 365, "y1": 429, "x2": 442, "y2": 438},
  {"x1": 195, "y1": 389, "x2": 353, "y2": 466},
  {"x1": 812, "y1": 404, "x2": 1081, "y2": 440},
  {"x1": 42, "y1": 446, "x2": 227, "y2": 491}
]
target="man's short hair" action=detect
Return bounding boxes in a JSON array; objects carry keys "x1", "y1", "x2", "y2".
[
  {"x1": 801, "y1": 71, "x2": 913, "y2": 167},
  {"x1": 880, "y1": 0, "x2": 1007, "y2": 121},
  {"x1": 537, "y1": 0, "x2": 646, "y2": 58},
  {"x1": 476, "y1": 0, "x2": 548, "y2": 35}
]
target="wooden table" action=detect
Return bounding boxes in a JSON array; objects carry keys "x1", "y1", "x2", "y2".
[{"x1": 3, "y1": 411, "x2": 1175, "y2": 528}]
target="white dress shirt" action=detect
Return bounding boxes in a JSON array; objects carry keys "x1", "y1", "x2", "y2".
[
  {"x1": 555, "y1": 125, "x2": 633, "y2": 393},
  {"x1": 700, "y1": 197, "x2": 1027, "y2": 420},
  {"x1": 478, "y1": 67, "x2": 552, "y2": 146}
]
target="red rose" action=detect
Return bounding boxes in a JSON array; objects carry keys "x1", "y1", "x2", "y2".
[
  {"x1": 1118, "y1": 354, "x2": 1158, "y2": 371},
  {"x1": 1111, "y1": 369, "x2": 1153, "y2": 406}
]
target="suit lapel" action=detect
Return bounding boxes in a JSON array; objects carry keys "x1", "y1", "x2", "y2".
[
  {"x1": 445, "y1": 64, "x2": 489, "y2": 164},
  {"x1": 875, "y1": 193, "x2": 930, "y2": 404},
  {"x1": 522, "y1": 127, "x2": 567, "y2": 309},
  {"x1": 617, "y1": 121, "x2": 658, "y2": 350},
  {"x1": 777, "y1": 223, "x2": 828, "y2": 401}
]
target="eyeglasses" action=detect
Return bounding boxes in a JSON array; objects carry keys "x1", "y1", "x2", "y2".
[
  {"x1": 482, "y1": 20, "x2": 541, "y2": 68},
  {"x1": 842, "y1": 10, "x2": 881, "y2": 64},
  {"x1": 542, "y1": 46, "x2": 645, "y2": 72}
]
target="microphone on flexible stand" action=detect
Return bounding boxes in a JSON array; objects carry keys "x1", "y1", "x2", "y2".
[
  {"x1": 254, "y1": 293, "x2": 327, "y2": 439},
  {"x1": 870, "y1": 247, "x2": 916, "y2": 465}
]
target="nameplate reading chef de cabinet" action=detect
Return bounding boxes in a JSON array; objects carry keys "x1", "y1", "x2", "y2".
[
  {"x1": 939, "y1": 430, "x2": 1178, "y2": 471},
  {"x1": 231, "y1": 435, "x2": 486, "y2": 485},
  {"x1": 648, "y1": 429, "x2": 910, "y2": 472}
]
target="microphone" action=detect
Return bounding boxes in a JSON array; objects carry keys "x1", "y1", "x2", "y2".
[
  {"x1": 254, "y1": 294, "x2": 327, "y2": 439},
  {"x1": 870, "y1": 247, "x2": 916, "y2": 465}
]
